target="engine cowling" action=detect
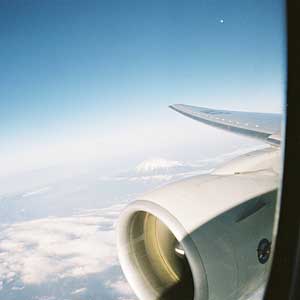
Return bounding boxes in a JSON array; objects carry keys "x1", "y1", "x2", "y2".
[{"x1": 117, "y1": 149, "x2": 279, "y2": 300}]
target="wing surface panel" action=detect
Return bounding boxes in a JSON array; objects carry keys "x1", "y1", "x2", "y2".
[{"x1": 170, "y1": 104, "x2": 282, "y2": 145}]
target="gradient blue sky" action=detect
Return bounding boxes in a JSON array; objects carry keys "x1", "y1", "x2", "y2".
[{"x1": 0, "y1": 0, "x2": 285, "y2": 175}]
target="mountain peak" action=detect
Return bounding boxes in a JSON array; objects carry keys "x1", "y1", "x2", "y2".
[{"x1": 135, "y1": 158, "x2": 183, "y2": 174}]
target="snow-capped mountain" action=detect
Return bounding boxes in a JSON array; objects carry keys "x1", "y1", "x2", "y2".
[
  {"x1": 99, "y1": 158, "x2": 212, "y2": 184},
  {"x1": 135, "y1": 158, "x2": 184, "y2": 174}
]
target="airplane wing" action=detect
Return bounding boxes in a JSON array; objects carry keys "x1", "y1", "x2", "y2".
[{"x1": 170, "y1": 104, "x2": 282, "y2": 145}]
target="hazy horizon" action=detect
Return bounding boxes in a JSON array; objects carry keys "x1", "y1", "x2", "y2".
[{"x1": 0, "y1": 0, "x2": 285, "y2": 177}]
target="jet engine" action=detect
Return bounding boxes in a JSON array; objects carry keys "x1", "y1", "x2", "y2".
[{"x1": 117, "y1": 148, "x2": 279, "y2": 300}]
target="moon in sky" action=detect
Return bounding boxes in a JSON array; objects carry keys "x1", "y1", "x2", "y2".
[{"x1": 220, "y1": 19, "x2": 224, "y2": 23}]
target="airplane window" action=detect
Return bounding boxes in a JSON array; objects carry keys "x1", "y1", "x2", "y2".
[{"x1": 0, "y1": 1, "x2": 285, "y2": 300}]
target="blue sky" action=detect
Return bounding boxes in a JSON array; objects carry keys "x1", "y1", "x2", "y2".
[{"x1": 0, "y1": 0, "x2": 285, "y2": 175}]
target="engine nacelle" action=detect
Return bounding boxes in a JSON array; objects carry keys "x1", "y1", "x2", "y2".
[{"x1": 117, "y1": 149, "x2": 279, "y2": 300}]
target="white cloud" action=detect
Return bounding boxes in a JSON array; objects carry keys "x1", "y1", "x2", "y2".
[
  {"x1": 106, "y1": 279, "x2": 132, "y2": 295},
  {"x1": 0, "y1": 204, "x2": 125, "y2": 285},
  {"x1": 22, "y1": 186, "x2": 51, "y2": 198},
  {"x1": 11, "y1": 285, "x2": 24, "y2": 290},
  {"x1": 71, "y1": 287, "x2": 87, "y2": 295},
  {"x1": 34, "y1": 297, "x2": 56, "y2": 300},
  {"x1": 105, "y1": 278, "x2": 135, "y2": 300}
]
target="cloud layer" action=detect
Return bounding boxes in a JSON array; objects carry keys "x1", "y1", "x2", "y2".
[
  {"x1": 0, "y1": 146, "x2": 269, "y2": 300},
  {"x1": 0, "y1": 204, "x2": 135, "y2": 299}
]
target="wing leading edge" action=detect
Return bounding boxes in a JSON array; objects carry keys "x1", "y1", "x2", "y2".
[{"x1": 170, "y1": 104, "x2": 282, "y2": 145}]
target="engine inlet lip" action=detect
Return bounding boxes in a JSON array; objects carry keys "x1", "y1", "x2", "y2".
[{"x1": 117, "y1": 199, "x2": 209, "y2": 300}]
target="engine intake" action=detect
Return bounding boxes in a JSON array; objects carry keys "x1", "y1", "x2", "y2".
[{"x1": 127, "y1": 211, "x2": 194, "y2": 300}]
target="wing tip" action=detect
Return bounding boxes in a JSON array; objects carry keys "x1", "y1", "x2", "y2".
[{"x1": 169, "y1": 104, "x2": 183, "y2": 110}]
